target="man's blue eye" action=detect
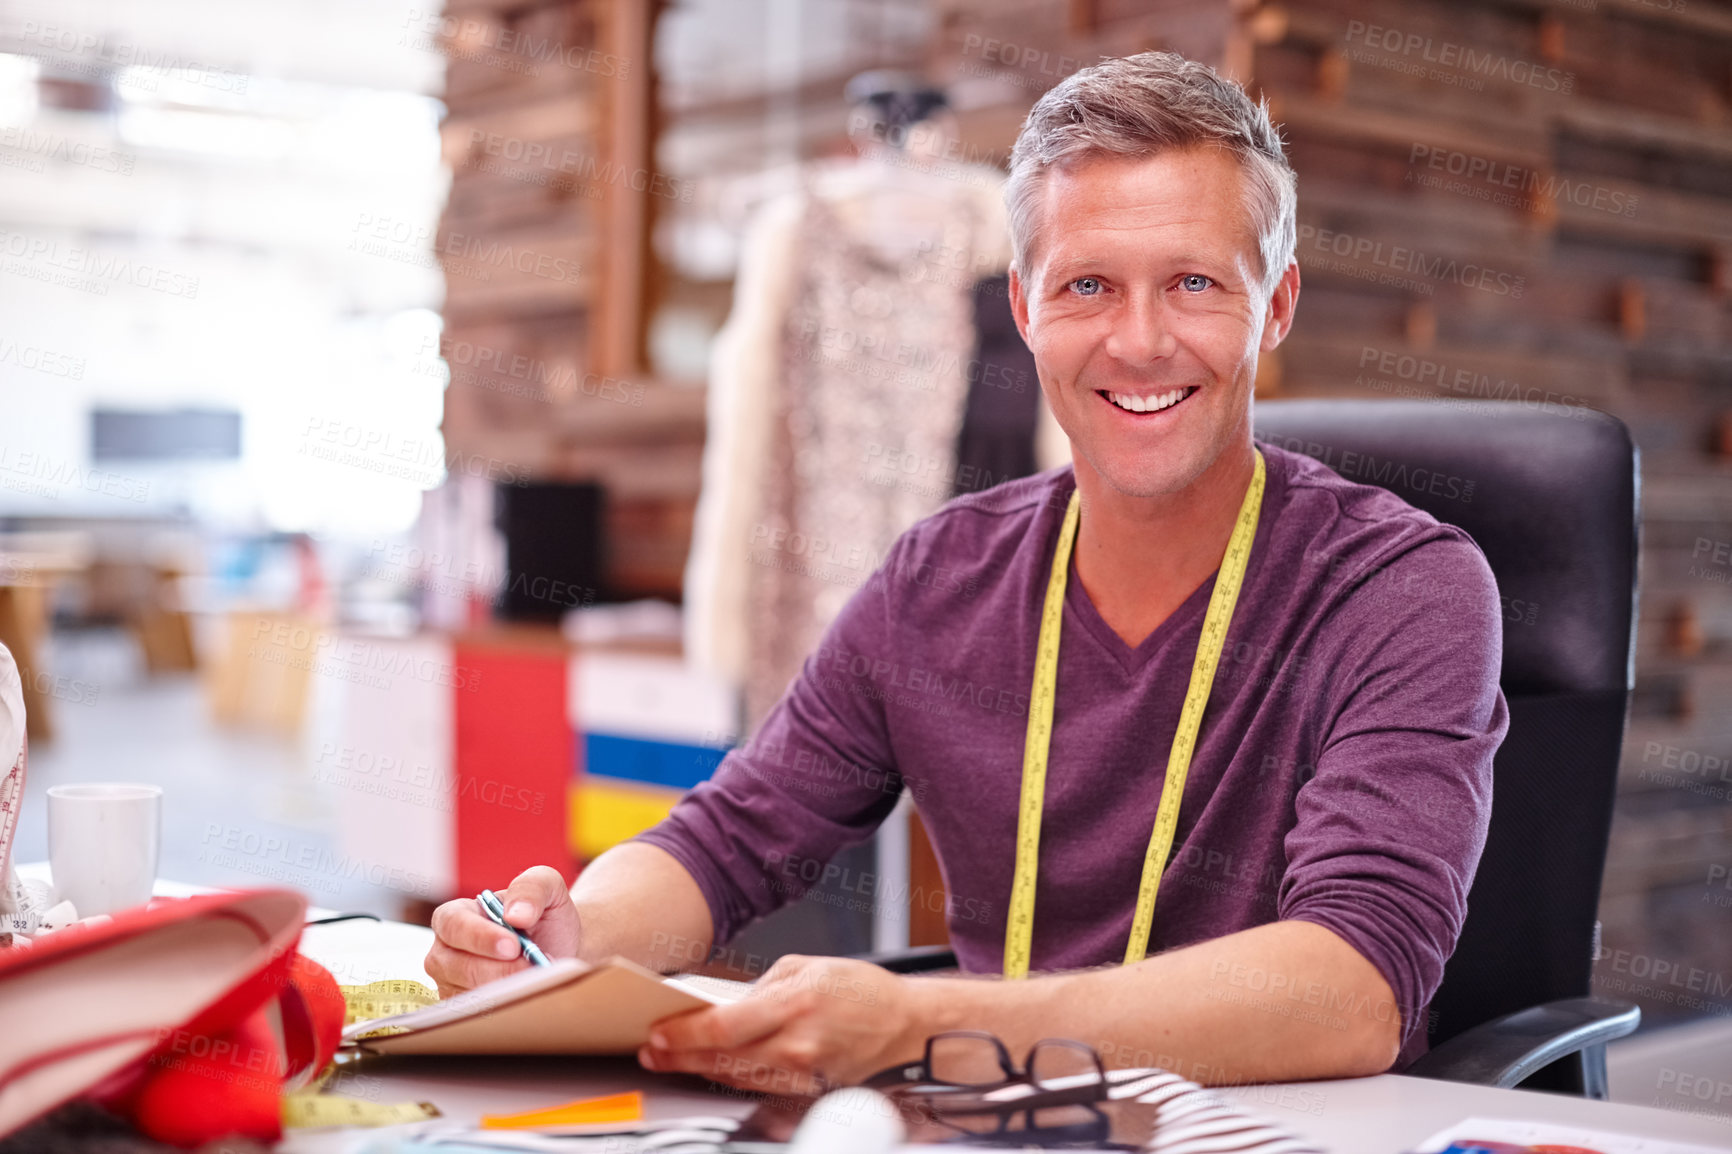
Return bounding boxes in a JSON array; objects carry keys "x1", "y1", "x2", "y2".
[
  {"x1": 1070, "y1": 277, "x2": 1102, "y2": 296},
  {"x1": 1179, "y1": 274, "x2": 1212, "y2": 293}
]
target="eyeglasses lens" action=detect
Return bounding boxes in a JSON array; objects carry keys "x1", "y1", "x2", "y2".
[
  {"x1": 927, "y1": 1034, "x2": 1014, "y2": 1087},
  {"x1": 1027, "y1": 1039, "x2": 1102, "y2": 1091}
]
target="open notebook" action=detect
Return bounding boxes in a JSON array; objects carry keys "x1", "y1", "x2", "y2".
[{"x1": 340, "y1": 957, "x2": 750, "y2": 1056}]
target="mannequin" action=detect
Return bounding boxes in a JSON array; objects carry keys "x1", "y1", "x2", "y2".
[{"x1": 684, "y1": 74, "x2": 1064, "y2": 728}]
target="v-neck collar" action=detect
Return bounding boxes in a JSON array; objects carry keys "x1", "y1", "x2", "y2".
[
  {"x1": 1054, "y1": 448, "x2": 1285, "y2": 678},
  {"x1": 1063, "y1": 551, "x2": 1218, "y2": 676}
]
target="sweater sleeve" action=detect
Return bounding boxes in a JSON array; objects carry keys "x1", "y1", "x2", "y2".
[
  {"x1": 1277, "y1": 530, "x2": 1508, "y2": 1062},
  {"x1": 635, "y1": 537, "x2": 911, "y2": 945}
]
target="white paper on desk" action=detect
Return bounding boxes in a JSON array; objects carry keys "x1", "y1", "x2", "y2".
[
  {"x1": 1411, "y1": 1116, "x2": 1732, "y2": 1154},
  {"x1": 298, "y1": 916, "x2": 438, "y2": 988}
]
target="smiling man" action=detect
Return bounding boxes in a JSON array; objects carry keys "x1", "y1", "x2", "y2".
[{"x1": 427, "y1": 52, "x2": 1508, "y2": 1093}]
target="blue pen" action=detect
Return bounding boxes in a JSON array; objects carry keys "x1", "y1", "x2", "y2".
[{"x1": 477, "y1": 888, "x2": 550, "y2": 966}]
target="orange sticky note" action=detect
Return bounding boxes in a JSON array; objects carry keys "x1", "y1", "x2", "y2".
[{"x1": 480, "y1": 1090, "x2": 644, "y2": 1130}]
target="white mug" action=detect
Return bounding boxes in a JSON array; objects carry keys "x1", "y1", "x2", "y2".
[{"x1": 47, "y1": 783, "x2": 162, "y2": 916}]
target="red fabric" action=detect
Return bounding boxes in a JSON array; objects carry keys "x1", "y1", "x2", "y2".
[
  {"x1": 451, "y1": 645, "x2": 576, "y2": 895},
  {"x1": 279, "y1": 953, "x2": 345, "y2": 1085},
  {"x1": 0, "y1": 889, "x2": 349, "y2": 1147},
  {"x1": 123, "y1": 954, "x2": 344, "y2": 1146},
  {"x1": 130, "y1": 1007, "x2": 283, "y2": 1146}
]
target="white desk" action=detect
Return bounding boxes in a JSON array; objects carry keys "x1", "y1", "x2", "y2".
[
  {"x1": 284, "y1": 917, "x2": 1732, "y2": 1153},
  {"x1": 17, "y1": 873, "x2": 1725, "y2": 1152},
  {"x1": 276, "y1": 1055, "x2": 1732, "y2": 1153},
  {"x1": 1216, "y1": 1076, "x2": 1732, "y2": 1153}
]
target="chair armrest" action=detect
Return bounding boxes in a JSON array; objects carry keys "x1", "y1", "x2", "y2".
[
  {"x1": 852, "y1": 945, "x2": 958, "y2": 974},
  {"x1": 1407, "y1": 997, "x2": 1639, "y2": 1092}
]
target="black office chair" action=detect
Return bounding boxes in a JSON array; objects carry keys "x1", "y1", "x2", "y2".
[{"x1": 862, "y1": 399, "x2": 1642, "y2": 1098}]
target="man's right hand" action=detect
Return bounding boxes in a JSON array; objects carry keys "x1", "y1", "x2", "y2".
[{"x1": 425, "y1": 865, "x2": 582, "y2": 998}]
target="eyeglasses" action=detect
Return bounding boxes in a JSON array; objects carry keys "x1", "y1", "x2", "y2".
[{"x1": 865, "y1": 1032, "x2": 1125, "y2": 1148}]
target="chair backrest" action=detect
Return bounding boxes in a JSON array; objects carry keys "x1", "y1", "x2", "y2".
[{"x1": 1252, "y1": 400, "x2": 1640, "y2": 1088}]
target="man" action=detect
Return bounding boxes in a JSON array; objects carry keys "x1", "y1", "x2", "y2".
[{"x1": 427, "y1": 51, "x2": 1507, "y2": 1093}]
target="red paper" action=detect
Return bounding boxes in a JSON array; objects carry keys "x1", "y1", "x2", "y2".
[{"x1": 452, "y1": 645, "x2": 577, "y2": 897}]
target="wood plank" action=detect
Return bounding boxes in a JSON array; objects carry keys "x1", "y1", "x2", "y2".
[
  {"x1": 1631, "y1": 276, "x2": 1732, "y2": 349},
  {"x1": 1559, "y1": 101, "x2": 1732, "y2": 167},
  {"x1": 1275, "y1": 91, "x2": 1553, "y2": 167},
  {"x1": 438, "y1": 227, "x2": 593, "y2": 321},
  {"x1": 438, "y1": 1, "x2": 606, "y2": 112},
  {"x1": 442, "y1": 175, "x2": 596, "y2": 239},
  {"x1": 551, "y1": 383, "x2": 707, "y2": 445},
  {"x1": 1593, "y1": 0, "x2": 1732, "y2": 41},
  {"x1": 606, "y1": 496, "x2": 697, "y2": 599},
  {"x1": 589, "y1": 0, "x2": 655, "y2": 378},
  {"x1": 542, "y1": 445, "x2": 702, "y2": 500},
  {"x1": 1549, "y1": 177, "x2": 1732, "y2": 249},
  {"x1": 442, "y1": 98, "x2": 598, "y2": 166}
]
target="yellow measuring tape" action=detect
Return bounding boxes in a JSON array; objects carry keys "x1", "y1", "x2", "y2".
[
  {"x1": 277, "y1": 979, "x2": 446, "y2": 1129},
  {"x1": 282, "y1": 1092, "x2": 440, "y2": 1129},
  {"x1": 339, "y1": 978, "x2": 440, "y2": 1026},
  {"x1": 1004, "y1": 449, "x2": 1266, "y2": 979}
]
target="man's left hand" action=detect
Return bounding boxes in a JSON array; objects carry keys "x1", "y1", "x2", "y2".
[{"x1": 639, "y1": 955, "x2": 922, "y2": 1095}]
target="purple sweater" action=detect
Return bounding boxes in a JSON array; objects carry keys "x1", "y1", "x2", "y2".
[{"x1": 639, "y1": 441, "x2": 1508, "y2": 1069}]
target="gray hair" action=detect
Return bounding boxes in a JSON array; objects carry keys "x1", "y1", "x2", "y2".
[{"x1": 1005, "y1": 51, "x2": 1297, "y2": 301}]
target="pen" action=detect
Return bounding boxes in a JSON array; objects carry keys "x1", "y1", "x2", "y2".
[{"x1": 477, "y1": 888, "x2": 550, "y2": 966}]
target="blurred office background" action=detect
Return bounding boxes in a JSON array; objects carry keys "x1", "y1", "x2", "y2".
[{"x1": 0, "y1": 0, "x2": 1728, "y2": 1113}]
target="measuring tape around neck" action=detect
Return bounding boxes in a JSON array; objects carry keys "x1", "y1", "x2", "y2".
[{"x1": 1003, "y1": 449, "x2": 1266, "y2": 979}]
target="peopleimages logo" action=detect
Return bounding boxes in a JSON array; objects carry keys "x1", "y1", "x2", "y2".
[
  {"x1": 17, "y1": 22, "x2": 250, "y2": 94},
  {"x1": 763, "y1": 851, "x2": 994, "y2": 927},
  {"x1": 0, "y1": 128, "x2": 135, "y2": 176},
  {"x1": 464, "y1": 131, "x2": 693, "y2": 202},
  {"x1": 0, "y1": 229, "x2": 200, "y2": 299},
  {"x1": 198, "y1": 824, "x2": 434, "y2": 896},
  {"x1": 399, "y1": 10, "x2": 629, "y2": 78},
  {"x1": 1345, "y1": 20, "x2": 1574, "y2": 93},
  {"x1": 0, "y1": 336, "x2": 86, "y2": 379},
  {"x1": 1296, "y1": 224, "x2": 1525, "y2": 298},
  {"x1": 1595, "y1": 946, "x2": 1732, "y2": 1013},
  {"x1": 1407, "y1": 144, "x2": 1639, "y2": 219},
  {"x1": 313, "y1": 742, "x2": 545, "y2": 816},
  {"x1": 415, "y1": 334, "x2": 643, "y2": 406},
  {"x1": 1352, "y1": 345, "x2": 1595, "y2": 419},
  {"x1": 1258, "y1": 432, "x2": 1476, "y2": 504},
  {"x1": 0, "y1": 447, "x2": 150, "y2": 502}
]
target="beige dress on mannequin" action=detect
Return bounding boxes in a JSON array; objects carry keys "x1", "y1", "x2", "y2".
[{"x1": 684, "y1": 138, "x2": 1068, "y2": 729}]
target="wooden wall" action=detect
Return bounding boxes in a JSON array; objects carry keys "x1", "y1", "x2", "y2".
[
  {"x1": 433, "y1": 0, "x2": 698, "y2": 598},
  {"x1": 1241, "y1": 0, "x2": 1732, "y2": 1026}
]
